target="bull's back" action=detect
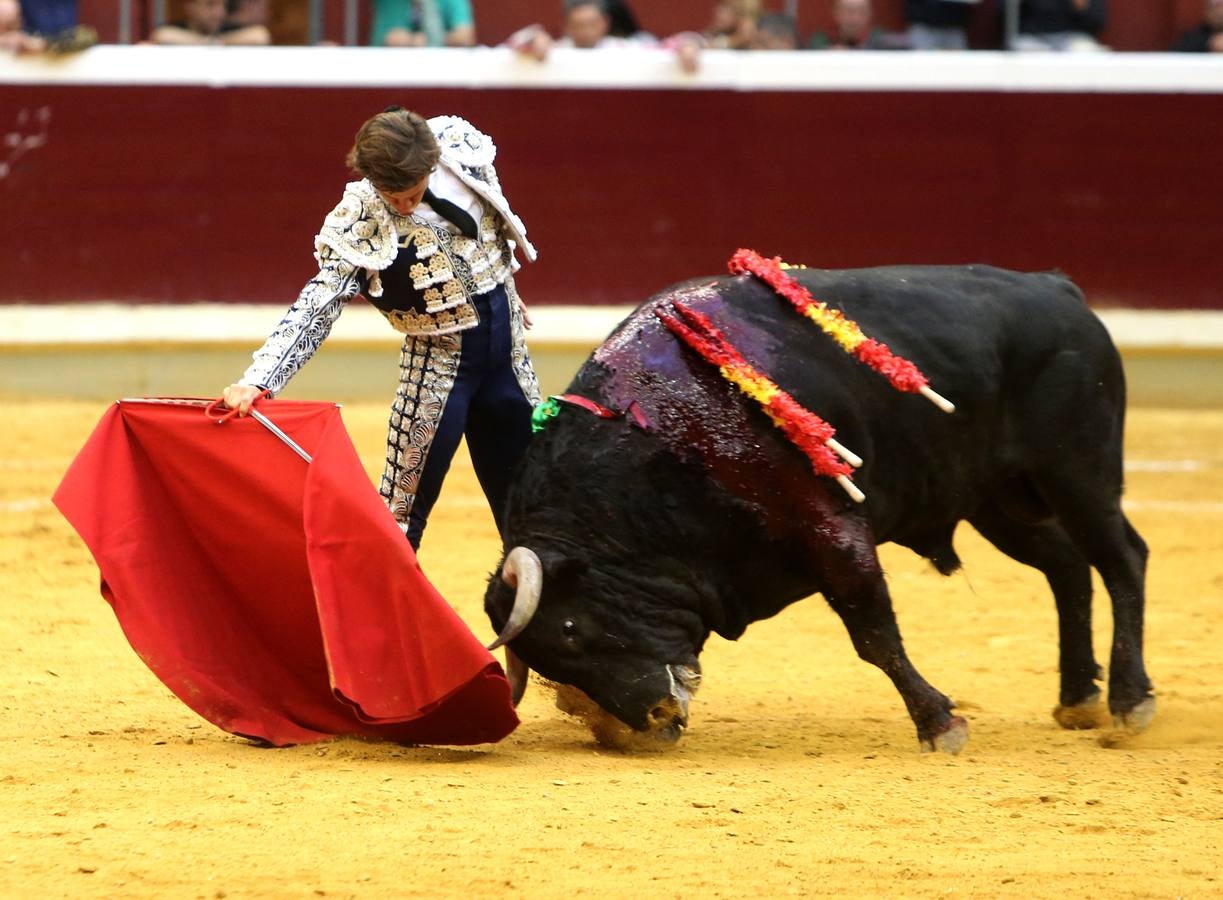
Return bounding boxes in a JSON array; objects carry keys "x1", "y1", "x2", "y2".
[
  {"x1": 578, "y1": 264, "x2": 1124, "y2": 540},
  {"x1": 598, "y1": 263, "x2": 1119, "y2": 429},
  {"x1": 779, "y1": 264, "x2": 1121, "y2": 421},
  {"x1": 780, "y1": 265, "x2": 1123, "y2": 536}
]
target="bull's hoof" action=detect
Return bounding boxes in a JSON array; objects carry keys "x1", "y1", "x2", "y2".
[
  {"x1": 919, "y1": 716, "x2": 969, "y2": 755},
  {"x1": 1098, "y1": 696, "x2": 1157, "y2": 748},
  {"x1": 1109, "y1": 695, "x2": 1157, "y2": 734},
  {"x1": 1053, "y1": 691, "x2": 1106, "y2": 730},
  {"x1": 1115, "y1": 695, "x2": 1157, "y2": 733}
]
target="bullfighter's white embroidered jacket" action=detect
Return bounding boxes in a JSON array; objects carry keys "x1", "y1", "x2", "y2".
[{"x1": 240, "y1": 115, "x2": 536, "y2": 396}]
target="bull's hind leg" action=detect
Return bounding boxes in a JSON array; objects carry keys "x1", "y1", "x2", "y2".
[
  {"x1": 812, "y1": 534, "x2": 968, "y2": 754},
  {"x1": 1087, "y1": 513, "x2": 1154, "y2": 733},
  {"x1": 1026, "y1": 477, "x2": 1155, "y2": 734},
  {"x1": 969, "y1": 502, "x2": 1106, "y2": 729}
]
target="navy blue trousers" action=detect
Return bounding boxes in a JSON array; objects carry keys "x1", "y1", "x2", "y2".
[{"x1": 404, "y1": 285, "x2": 535, "y2": 549}]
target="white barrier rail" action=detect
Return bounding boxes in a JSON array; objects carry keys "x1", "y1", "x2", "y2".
[{"x1": 3, "y1": 45, "x2": 1223, "y2": 93}]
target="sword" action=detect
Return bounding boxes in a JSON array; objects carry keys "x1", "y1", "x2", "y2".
[{"x1": 249, "y1": 409, "x2": 313, "y2": 464}]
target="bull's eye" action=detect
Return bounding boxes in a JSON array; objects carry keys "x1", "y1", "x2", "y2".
[{"x1": 562, "y1": 618, "x2": 578, "y2": 638}]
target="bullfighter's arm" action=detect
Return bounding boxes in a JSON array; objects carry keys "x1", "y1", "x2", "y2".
[{"x1": 238, "y1": 244, "x2": 364, "y2": 396}]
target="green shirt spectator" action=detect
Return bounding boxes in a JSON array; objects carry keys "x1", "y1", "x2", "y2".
[{"x1": 371, "y1": 0, "x2": 474, "y2": 47}]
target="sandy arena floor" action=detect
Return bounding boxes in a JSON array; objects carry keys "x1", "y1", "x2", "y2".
[{"x1": 2, "y1": 400, "x2": 1221, "y2": 898}]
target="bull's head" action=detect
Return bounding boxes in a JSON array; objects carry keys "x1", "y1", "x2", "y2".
[{"x1": 484, "y1": 546, "x2": 704, "y2": 750}]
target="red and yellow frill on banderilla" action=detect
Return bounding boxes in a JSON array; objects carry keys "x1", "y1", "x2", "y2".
[
  {"x1": 655, "y1": 249, "x2": 956, "y2": 503},
  {"x1": 653, "y1": 301, "x2": 853, "y2": 483},
  {"x1": 727, "y1": 248, "x2": 930, "y2": 394}
]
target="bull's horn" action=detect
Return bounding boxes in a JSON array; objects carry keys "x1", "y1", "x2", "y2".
[
  {"x1": 504, "y1": 646, "x2": 530, "y2": 707},
  {"x1": 485, "y1": 546, "x2": 542, "y2": 651}
]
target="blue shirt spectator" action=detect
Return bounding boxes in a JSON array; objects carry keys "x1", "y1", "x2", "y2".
[{"x1": 18, "y1": 0, "x2": 75, "y2": 36}]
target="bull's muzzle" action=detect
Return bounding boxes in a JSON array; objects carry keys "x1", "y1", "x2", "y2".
[
  {"x1": 551, "y1": 663, "x2": 701, "y2": 751},
  {"x1": 645, "y1": 695, "x2": 689, "y2": 741},
  {"x1": 645, "y1": 663, "x2": 700, "y2": 741}
]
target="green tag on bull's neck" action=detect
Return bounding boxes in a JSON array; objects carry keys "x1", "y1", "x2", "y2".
[{"x1": 531, "y1": 396, "x2": 562, "y2": 433}]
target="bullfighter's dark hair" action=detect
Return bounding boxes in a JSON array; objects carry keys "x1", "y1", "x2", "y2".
[{"x1": 346, "y1": 108, "x2": 440, "y2": 193}]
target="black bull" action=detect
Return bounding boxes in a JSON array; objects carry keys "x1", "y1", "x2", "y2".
[{"x1": 483, "y1": 265, "x2": 1155, "y2": 753}]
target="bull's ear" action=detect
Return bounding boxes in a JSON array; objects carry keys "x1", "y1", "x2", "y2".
[{"x1": 540, "y1": 552, "x2": 589, "y2": 585}]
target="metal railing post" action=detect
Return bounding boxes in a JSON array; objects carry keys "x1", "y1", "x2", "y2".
[
  {"x1": 1005, "y1": 0, "x2": 1020, "y2": 49},
  {"x1": 347, "y1": 0, "x2": 359, "y2": 45},
  {"x1": 345, "y1": 0, "x2": 358, "y2": 46},
  {"x1": 119, "y1": 0, "x2": 132, "y2": 42},
  {"x1": 308, "y1": 0, "x2": 323, "y2": 45}
]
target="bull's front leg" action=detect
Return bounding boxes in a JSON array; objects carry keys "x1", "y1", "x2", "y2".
[{"x1": 814, "y1": 537, "x2": 968, "y2": 754}]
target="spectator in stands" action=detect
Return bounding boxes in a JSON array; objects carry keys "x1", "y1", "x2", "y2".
[
  {"x1": 225, "y1": 0, "x2": 268, "y2": 33},
  {"x1": 705, "y1": 0, "x2": 759, "y2": 49},
  {"x1": 606, "y1": 0, "x2": 651, "y2": 40},
  {"x1": 507, "y1": 0, "x2": 703, "y2": 72},
  {"x1": 906, "y1": 0, "x2": 974, "y2": 50},
  {"x1": 151, "y1": 0, "x2": 270, "y2": 44},
  {"x1": 3, "y1": 0, "x2": 93, "y2": 52},
  {"x1": 505, "y1": 5, "x2": 589, "y2": 57},
  {"x1": 371, "y1": 0, "x2": 474, "y2": 47},
  {"x1": 560, "y1": 0, "x2": 614, "y2": 47},
  {"x1": 810, "y1": 0, "x2": 906, "y2": 49},
  {"x1": 1011, "y1": 0, "x2": 1107, "y2": 51},
  {"x1": 556, "y1": 0, "x2": 651, "y2": 48},
  {"x1": 627, "y1": 0, "x2": 757, "y2": 70},
  {"x1": 1170, "y1": 0, "x2": 1223, "y2": 52},
  {"x1": 17, "y1": 0, "x2": 74, "y2": 37},
  {"x1": 507, "y1": 1, "x2": 663, "y2": 53},
  {"x1": 1, "y1": 0, "x2": 46, "y2": 52},
  {"x1": 750, "y1": 12, "x2": 798, "y2": 50}
]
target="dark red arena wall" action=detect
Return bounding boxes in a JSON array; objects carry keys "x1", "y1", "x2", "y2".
[{"x1": 3, "y1": 52, "x2": 1222, "y2": 309}]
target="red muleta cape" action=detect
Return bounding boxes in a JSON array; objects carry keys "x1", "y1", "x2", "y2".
[{"x1": 52, "y1": 398, "x2": 518, "y2": 747}]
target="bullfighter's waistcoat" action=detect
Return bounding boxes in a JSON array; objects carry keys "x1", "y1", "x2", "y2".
[
  {"x1": 239, "y1": 116, "x2": 537, "y2": 397},
  {"x1": 314, "y1": 116, "x2": 536, "y2": 337}
]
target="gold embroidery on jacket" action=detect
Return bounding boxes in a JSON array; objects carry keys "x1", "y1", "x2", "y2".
[
  {"x1": 380, "y1": 332, "x2": 462, "y2": 529},
  {"x1": 386, "y1": 303, "x2": 479, "y2": 335},
  {"x1": 377, "y1": 208, "x2": 513, "y2": 336}
]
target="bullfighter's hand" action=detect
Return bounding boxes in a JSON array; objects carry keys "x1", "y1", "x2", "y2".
[
  {"x1": 519, "y1": 298, "x2": 533, "y2": 329},
  {"x1": 221, "y1": 383, "x2": 263, "y2": 416}
]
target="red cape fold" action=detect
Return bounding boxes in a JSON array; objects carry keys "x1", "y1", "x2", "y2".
[{"x1": 52, "y1": 399, "x2": 518, "y2": 747}]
